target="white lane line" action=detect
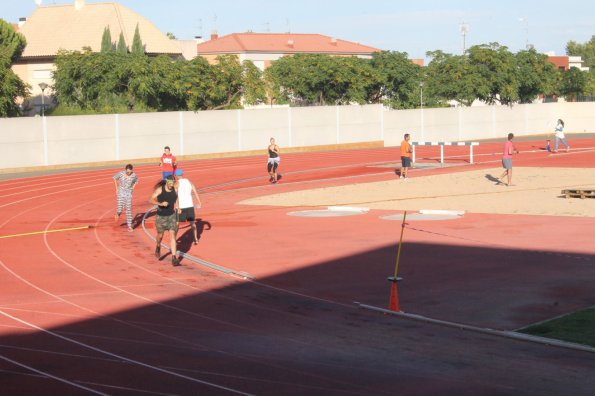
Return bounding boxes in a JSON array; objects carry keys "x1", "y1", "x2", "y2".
[{"x1": 0, "y1": 353, "x2": 108, "y2": 395}]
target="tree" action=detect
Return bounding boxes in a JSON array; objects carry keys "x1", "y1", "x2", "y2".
[
  {"x1": 425, "y1": 50, "x2": 481, "y2": 107},
  {"x1": 242, "y1": 60, "x2": 266, "y2": 106},
  {"x1": 116, "y1": 32, "x2": 127, "y2": 54},
  {"x1": 0, "y1": 19, "x2": 29, "y2": 116},
  {"x1": 559, "y1": 67, "x2": 589, "y2": 102},
  {"x1": 467, "y1": 43, "x2": 518, "y2": 105},
  {"x1": 566, "y1": 36, "x2": 595, "y2": 69},
  {"x1": 100, "y1": 26, "x2": 113, "y2": 53},
  {"x1": 367, "y1": 51, "x2": 421, "y2": 109},
  {"x1": 514, "y1": 48, "x2": 559, "y2": 103},
  {"x1": 166, "y1": 32, "x2": 177, "y2": 40},
  {"x1": 265, "y1": 54, "x2": 376, "y2": 106},
  {"x1": 131, "y1": 24, "x2": 144, "y2": 55}
]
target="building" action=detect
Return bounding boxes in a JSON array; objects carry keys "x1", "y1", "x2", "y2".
[
  {"x1": 196, "y1": 32, "x2": 382, "y2": 71},
  {"x1": 546, "y1": 54, "x2": 589, "y2": 71},
  {"x1": 12, "y1": 0, "x2": 182, "y2": 114}
]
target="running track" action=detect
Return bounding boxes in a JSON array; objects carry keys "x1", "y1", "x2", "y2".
[{"x1": 1, "y1": 138, "x2": 595, "y2": 395}]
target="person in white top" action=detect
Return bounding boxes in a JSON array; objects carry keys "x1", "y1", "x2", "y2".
[
  {"x1": 174, "y1": 169, "x2": 202, "y2": 245},
  {"x1": 553, "y1": 119, "x2": 569, "y2": 153}
]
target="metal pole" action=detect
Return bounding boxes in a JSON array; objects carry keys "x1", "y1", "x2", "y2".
[{"x1": 393, "y1": 211, "x2": 407, "y2": 279}]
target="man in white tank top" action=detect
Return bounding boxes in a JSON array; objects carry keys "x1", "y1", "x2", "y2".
[{"x1": 175, "y1": 169, "x2": 202, "y2": 244}]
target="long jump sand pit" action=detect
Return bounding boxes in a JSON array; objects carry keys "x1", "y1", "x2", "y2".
[{"x1": 241, "y1": 167, "x2": 595, "y2": 217}]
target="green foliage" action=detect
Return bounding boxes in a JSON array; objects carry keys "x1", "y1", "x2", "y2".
[
  {"x1": 131, "y1": 24, "x2": 144, "y2": 55},
  {"x1": 515, "y1": 48, "x2": 559, "y2": 103},
  {"x1": 166, "y1": 32, "x2": 177, "y2": 40},
  {"x1": 265, "y1": 54, "x2": 379, "y2": 107},
  {"x1": 559, "y1": 67, "x2": 589, "y2": 101},
  {"x1": 0, "y1": 19, "x2": 29, "y2": 116},
  {"x1": 116, "y1": 32, "x2": 127, "y2": 54},
  {"x1": 242, "y1": 60, "x2": 266, "y2": 106},
  {"x1": 368, "y1": 51, "x2": 421, "y2": 109},
  {"x1": 566, "y1": 35, "x2": 595, "y2": 69},
  {"x1": 467, "y1": 43, "x2": 518, "y2": 105},
  {"x1": 425, "y1": 50, "x2": 481, "y2": 106},
  {"x1": 51, "y1": 34, "x2": 587, "y2": 116},
  {"x1": 0, "y1": 18, "x2": 27, "y2": 63},
  {"x1": 100, "y1": 26, "x2": 113, "y2": 53}
]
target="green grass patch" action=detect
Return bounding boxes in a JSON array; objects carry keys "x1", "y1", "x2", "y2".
[{"x1": 519, "y1": 307, "x2": 595, "y2": 347}]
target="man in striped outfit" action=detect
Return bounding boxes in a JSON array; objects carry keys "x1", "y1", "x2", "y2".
[{"x1": 113, "y1": 164, "x2": 138, "y2": 232}]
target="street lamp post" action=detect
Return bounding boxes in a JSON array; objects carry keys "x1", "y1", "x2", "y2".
[{"x1": 39, "y1": 82, "x2": 48, "y2": 117}]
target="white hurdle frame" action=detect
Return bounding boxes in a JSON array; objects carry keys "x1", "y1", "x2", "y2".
[{"x1": 411, "y1": 141, "x2": 480, "y2": 164}]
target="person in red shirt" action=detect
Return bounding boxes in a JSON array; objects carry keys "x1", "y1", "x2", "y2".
[
  {"x1": 159, "y1": 146, "x2": 177, "y2": 180},
  {"x1": 399, "y1": 133, "x2": 412, "y2": 180},
  {"x1": 498, "y1": 133, "x2": 519, "y2": 186}
]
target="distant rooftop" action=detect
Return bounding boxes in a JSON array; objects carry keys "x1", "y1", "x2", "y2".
[
  {"x1": 197, "y1": 32, "x2": 381, "y2": 55},
  {"x1": 18, "y1": 2, "x2": 181, "y2": 58}
]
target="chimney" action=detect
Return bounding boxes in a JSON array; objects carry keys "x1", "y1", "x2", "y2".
[
  {"x1": 18, "y1": 17, "x2": 27, "y2": 28},
  {"x1": 211, "y1": 30, "x2": 218, "y2": 40},
  {"x1": 74, "y1": 0, "x2": 85, "y2": 11},
  {"x1": 287, "y1": 38, "x2": 294, "y2": 48},
  {"x1": 194, "y1": 36, "x2": 204, "y2": 44}
]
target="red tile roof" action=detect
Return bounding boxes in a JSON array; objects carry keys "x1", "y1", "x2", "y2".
[{"x1": 197, "y1": 32, "x2": 380, "y2": 55}]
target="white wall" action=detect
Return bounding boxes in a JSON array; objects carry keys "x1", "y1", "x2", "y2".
[{"x1": 0, "y1": 102, "x2": 593, "y2": 171}]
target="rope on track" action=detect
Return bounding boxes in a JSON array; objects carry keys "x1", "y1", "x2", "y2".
[{"x1": 141, "y1": 206, "x2": 254, "y2": 279}]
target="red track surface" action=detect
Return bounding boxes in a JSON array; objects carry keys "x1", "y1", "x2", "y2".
[{"x1": 1, "y1": 139, "x2": 595, "y2": 395}]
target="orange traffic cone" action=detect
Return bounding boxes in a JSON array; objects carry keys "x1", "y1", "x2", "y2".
[{"x1": 388, "y1": 281, "x2": 400, "y2": 312}]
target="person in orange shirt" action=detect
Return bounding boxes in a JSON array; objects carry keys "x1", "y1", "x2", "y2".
[{"x1": 399, "y1": 133, "x2": 412, "y2": 179}]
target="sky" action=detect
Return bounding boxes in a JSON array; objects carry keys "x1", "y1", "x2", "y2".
[{"x1": 2, "y1": 0, "x2": 594, "y2": 60}]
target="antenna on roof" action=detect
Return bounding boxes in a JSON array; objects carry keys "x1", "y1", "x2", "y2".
[
  {"x1": 285, "y1": 18, "x2": 291, "y2": 34},
  {"x1": 196, "y1": 18, "x2": 203, "y2": 38},
  {"x1": 264, "y1": 21, "x2": 270, "y2": 32}
]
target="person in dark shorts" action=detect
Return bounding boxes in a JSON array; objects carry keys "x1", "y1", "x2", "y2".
[
  {"x1": 498, "y1": 133, "x2": 519, "y2": 186},
  {"x1": 267, "y1": 137, "x2": 280, "y2": 183},
  {"x1": 149, "y1": 175, "x2": 180, "y2": 266},
  {"x1": 174, "y1": 169, "x2": 202, "y2": 245},
  {"x1": 400, "y1": 133, "x2": 412, "y2": 180}
]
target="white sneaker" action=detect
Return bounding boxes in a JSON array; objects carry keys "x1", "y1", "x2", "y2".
[{"x1": 399, "y1": 175, "x2": 404, "y2": 179}]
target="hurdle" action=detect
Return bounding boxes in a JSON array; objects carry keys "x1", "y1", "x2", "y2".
[{"x1": 411, "y1": 141, "x2": 480, "y2": 164}]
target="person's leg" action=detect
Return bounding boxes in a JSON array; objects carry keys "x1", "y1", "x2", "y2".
[
  {"x1": 191, "y1": 221, "x2": 198, "y2": 244},
  {"x1": 267, "y1": 162, "x2": 273, "y2": 182},
  {"x1": 507, "y1": 168, "x2": 513, "y2": 185},
  {"x1": 155, "y1": 232, "x2": 164, "y2": 258},
  {"x1": 554, "y1": 136, "x2": 559, "y2": 152},
  {"x1": 272, "y1": 163, "x2": 278, "y2": 183},
  {"x1": 169, "y1": 228, "x2": 180, "y2": 266},
  {"x1": 125, "y1": 194, "x2": 133, "y2": 231},
  {"x1": 562, "y1": 138, "x2": 569, "y2": 151},
  {"x1": 115, "y1": 193, "x2": 123, "y2": 221}
]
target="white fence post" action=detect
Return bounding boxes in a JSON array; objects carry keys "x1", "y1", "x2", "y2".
[
  {"x1": 288, "y1": 107, "x2": 292, "y2": 147},
  {"x1": 336, "y1": 106, "x2": 340, "y2": 144},
  {"x1": 179, "y1": 111, "x2": 184, "y2": 155},
  {"x1": 42, "y1": 116, "x2": 48, "y2": 166},
  {"x1": 115, "y1": 114, "x2": 120, "y2": 160},
  {"x1": 237, "y1": 110, "x2": 242, "y2": 150}
]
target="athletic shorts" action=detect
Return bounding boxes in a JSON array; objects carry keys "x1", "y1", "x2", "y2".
[
  {"x1": 267, "y1": 157, "x2": 280, "y2": 172},
  {"x1": 178, "y1": 207, "x2": 196, "y2": 222},
  {"x1": 502, "y1": 158, "x2": 512, "y2": 169},
  {"x1": 401, "y1": 156, "x2": 411, "y2": 168},
  {"x1": 155, "y1": 213, "x2": 178, "y2": 233}
]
